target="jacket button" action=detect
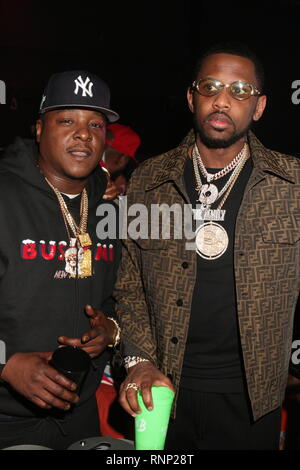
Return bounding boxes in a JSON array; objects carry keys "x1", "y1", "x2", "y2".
[
  {"x1": 181, "y1": 262, "x2": 189, "y2": 269},
  {"x1": 171, "y1": 337, "x2": 178, "y2": 344},
  {"x1": 176, "y1": 299, "x2": 183, "y2": 306}
]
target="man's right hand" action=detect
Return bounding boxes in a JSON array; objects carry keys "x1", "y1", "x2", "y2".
[
  {"x1": 119, "y1": 361, "x2": 175, "y2": 417},
  {"x1": 1, "y1": 352, "x2": 79, "y2": 411}
]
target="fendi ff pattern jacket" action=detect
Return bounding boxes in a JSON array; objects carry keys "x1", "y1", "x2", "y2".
[{"x1": 114, "y1": 130, "x2": 300, "y2": 420}]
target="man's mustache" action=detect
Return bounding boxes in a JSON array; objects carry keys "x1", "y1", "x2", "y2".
[{"x1": 205, "y1": 111, "x2": 233, "y2": 126}]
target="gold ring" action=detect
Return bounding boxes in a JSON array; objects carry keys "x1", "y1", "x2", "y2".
[{"x1": 125, "y1": 382, "x2": 139, "y2": 392}]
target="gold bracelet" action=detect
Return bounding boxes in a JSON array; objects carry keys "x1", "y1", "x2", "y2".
[{"x1": 107, "y1": 317, "x2": 121, "y2": 348}]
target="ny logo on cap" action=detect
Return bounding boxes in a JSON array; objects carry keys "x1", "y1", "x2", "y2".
[{"x1": 74, "y1": 75, "x2": 93, "y2": 98}]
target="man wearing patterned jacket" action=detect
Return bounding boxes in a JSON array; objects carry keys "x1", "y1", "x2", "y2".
[{"x1": 114, "y1": 43, "x2": 300, "y2": 450}]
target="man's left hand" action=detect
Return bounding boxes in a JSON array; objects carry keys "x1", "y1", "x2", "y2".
[{"x1": 57, "y1": 305, "x2": 117, "y2": 358}]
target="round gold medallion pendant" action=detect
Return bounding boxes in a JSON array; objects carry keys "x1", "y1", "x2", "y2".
[{"x1": 195, "y1": 222, "x2": 229, "y2": 260}]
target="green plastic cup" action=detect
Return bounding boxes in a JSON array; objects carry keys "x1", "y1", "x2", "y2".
[{"x1": 135, "y1": 385, "x2": 175, "y2": 450}]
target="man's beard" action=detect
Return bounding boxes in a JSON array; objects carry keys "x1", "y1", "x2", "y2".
[{"x1": 194, "y1": 114, "x2": 251, "y2": 149}]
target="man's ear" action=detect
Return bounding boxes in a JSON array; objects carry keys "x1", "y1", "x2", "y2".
[
  {"x1": 253, "y1": 95, "x2": 267, "y2": 122},
  {"x1": 35, "y1": 119, "x2": 43, "y2": 143},
  {"x1": 187, "y1": 87, "x2": 195, "y2": 113}
]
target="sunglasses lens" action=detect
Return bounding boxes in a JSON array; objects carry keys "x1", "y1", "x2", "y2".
[
  {"x1": 196, "y1": 79, "x2": 221, "y2": 96},
  {"x1": 229, "y1": 81, "x2": 253, "y2": 100}
]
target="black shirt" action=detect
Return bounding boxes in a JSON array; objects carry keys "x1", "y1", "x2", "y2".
[{"x1": 181, "y1": 156, "x2": 253, "y2": 393}]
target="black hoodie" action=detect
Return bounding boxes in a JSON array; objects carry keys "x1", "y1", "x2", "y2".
[{"x1": 0, "y1": 137, "x2": 121, "y2": 417}]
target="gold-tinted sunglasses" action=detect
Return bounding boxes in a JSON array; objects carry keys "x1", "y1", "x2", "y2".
[{"x1": 191, "y1": 77, "x2": 261, "y2": 101}]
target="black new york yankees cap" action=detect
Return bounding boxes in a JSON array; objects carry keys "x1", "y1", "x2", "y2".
[{"x1": 39, "y1": 70, "x2": 119, "y2": 123}]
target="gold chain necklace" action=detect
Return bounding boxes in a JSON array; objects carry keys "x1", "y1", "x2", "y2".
[{"x1": 44, "y1": 177, "x2": 92, "y2": 277}]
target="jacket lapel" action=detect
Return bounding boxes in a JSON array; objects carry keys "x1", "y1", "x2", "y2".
[
  {"x1": 248, "y1": 131, "x2": 295, "y2": 183},
  {"x1": 145, "y1": 130, "x2": 195, "y2": 191}
]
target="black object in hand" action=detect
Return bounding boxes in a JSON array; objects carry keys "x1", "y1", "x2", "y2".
[{"x1": 49, "y1": 346, "x2": 91, "y2": 393}]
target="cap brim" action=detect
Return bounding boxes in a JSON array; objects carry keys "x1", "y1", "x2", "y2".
[{"x1": 40, "y1": 104, "x2": 119, "y2": 123}]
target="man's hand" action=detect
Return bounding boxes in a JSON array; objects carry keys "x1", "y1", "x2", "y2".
[
  {"x1": 1, "y1": 352, "x2": 79, "y2": 410},
  {"x1": 57, "y1": 305, "x2": 117, "y2": 358},
  {"x1": 119, "y1": 361, "x2": 175, "y2": 417},
  {"x1": 103, "y1": 179, "x2": 119, "y2": 200}
]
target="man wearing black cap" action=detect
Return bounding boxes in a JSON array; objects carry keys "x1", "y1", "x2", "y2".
[{"x1": 0, "y1": 71, "x2": 122, "y2": 449}]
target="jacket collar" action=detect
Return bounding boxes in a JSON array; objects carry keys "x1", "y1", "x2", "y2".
[
  {"x1": 146, "y1": 129, "x2": 294, "y2": 191},
  {"x1": 247, "y1": 130, "x2": 294, "y2": 183},
  {"x1": 145, "y1": 130, "x2": 194, "y2": 191}
]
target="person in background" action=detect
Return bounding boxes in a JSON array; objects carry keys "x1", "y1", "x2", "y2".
[{"x1": 101, "y1": 123, "x2": 141, "y2": 195}]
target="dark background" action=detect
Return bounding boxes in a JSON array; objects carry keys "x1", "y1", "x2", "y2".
[{"x1": 1, "y1": 0, "x2": 300, "y2": 159}]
